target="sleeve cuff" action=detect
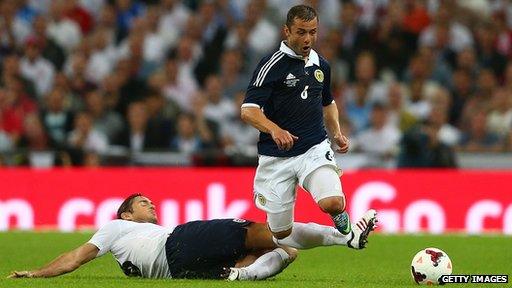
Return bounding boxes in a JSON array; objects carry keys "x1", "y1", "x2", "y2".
[{"x1": 241, "y1": 103, "x2": 261, "y2": 109}]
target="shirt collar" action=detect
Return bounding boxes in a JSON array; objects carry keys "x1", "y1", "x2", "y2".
[{"x1": 279, "y1": 41, "x2": 320, "y2": 67}]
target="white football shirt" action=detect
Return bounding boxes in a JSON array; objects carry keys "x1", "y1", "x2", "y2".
[{"x1": 88, "y1": 220, "x2": 173, "y2": 278}]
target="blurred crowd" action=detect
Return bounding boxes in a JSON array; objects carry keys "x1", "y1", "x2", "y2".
[{"x1": 0, "y1": 0, "x2": 511, "y2": 167}]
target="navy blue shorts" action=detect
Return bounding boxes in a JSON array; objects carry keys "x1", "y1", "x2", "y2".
[{"x1": 165, "y1": 219, "x2": 252, "y2": 279}]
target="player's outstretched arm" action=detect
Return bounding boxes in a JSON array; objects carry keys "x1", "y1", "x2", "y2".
[
  {"x1": 241, "y1": 107, "x2": 298, "y2": 151},
  {"x1": 7, "y1": 243, "x2": 99, "y2": 278},
  {"x1": 323, "y1": 103, "x2": 349, "y2": 153}
]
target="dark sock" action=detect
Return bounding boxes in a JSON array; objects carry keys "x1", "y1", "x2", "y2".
[{"x1": 331, "y1": 211, "x2": 351, "y2": 235}]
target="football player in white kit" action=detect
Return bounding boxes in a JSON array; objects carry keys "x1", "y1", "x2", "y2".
[{"x1": 8, "y1": 194, "x2": 376, "y2": 281}]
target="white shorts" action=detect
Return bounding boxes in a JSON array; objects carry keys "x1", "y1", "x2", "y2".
[{"x1": 253, "y1": 138, "x2": 340, "y2": 215}]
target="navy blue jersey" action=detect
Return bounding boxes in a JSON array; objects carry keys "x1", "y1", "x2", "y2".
[{"x1": 243, "y1": 41, "x2": 334, "y2": 157}]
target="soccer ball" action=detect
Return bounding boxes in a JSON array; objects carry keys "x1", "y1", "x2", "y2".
[{"x1": 411, "y1": 247, "x2": 452, "y2": 285}]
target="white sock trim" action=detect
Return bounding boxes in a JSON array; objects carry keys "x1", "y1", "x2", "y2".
[{"x1": 273, "y1": 247, "x2": 290, "y2": 262}]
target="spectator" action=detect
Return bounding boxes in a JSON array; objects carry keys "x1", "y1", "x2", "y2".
[
  {"x1": 417, "y1": 46, "x2": 453, "y2": 89},
  {"x1": 244, "y1": 0, "x2": 279, "y2": 57},
  {"x1": 353, "y1": 103, "x2": 401, "y2": 167},
  {"x1": 170, "y1": 112, "x2": 214, "y2": 155},
  {"x1": 40, "y1": 88, "x2": 74, "y2": 147},
  {"x1": 201, "y1": 74, "x2": 236, "y2": 130},
  {"x1": 486, "y1": 89, "x2": 512, "y2": 138},
  {"x1": 225, "y1": 22, "x2": 258, "y2": 69},
  {"x1": 418, "y1": 2, "x2": 473, "y2": 53},
  {"x1": 427, "y1": 97, "x2": 461, "y2": 147},
  {"x1": 114, "y1": 0, "x2": 145, "y2": 43},
  {"x1": 458, "y1": 109, "x2": 502, "y2": 153},
  {"x1": 218, "y1": 48, "x2": 249, "y2": 99},
  {"x1": 405, "y1": 79, "x2": 431, "y2": 121},
  {"x1": 84, "y1": 90, "x2": 124, "y2": 142},
  {"x1": 115, "y1": 57, "x2": 148, "y2": 115},
  {"x1": 0, "y1": 129, "x2": 13, "y2": 152},
  {"x1": 46, "y1": 0, "x2": 83, "y2": 52},
  {"x1": 448, "y1": 69, "x2": 473, "y2": 127},
  {"x1": 100, "y1": 73, "x2": 122, "y2": 112},
  {"x1": 192, "y1": 1, "x2": 229, "y2": 85},
  {"x1": 0, "y1": 0, "x2": 32, "y2": 48},
  {"x1": 403, "y1": 0, "x2": 430, "y2": 35},
  {"x1": 141, "y1": 5, "x2": 167, "y2": 63},
  {"x1": 337, "y1": 1, "x2": 372, "y2": 73},
  {"x1": 174, "y1": 35, "x2": 201, "y2": 83},
  {"x1": 19, "y1": 36, "x2": 56, "y2": 99},
  {"x1": 144, "y1": 88, "x2": 175, "y2": 147},
  {"x1": 30, "y1": 15, "x2": 66, "y2": 70},
  {"x1": 114, "y1": 100, "x2": 167, "y2": 152},
  {"x1": 1, "y1": 53, "x2": 37, "y2": 98},
  {"x1": 374, "y1": 1, "x2": 415, "y2": 79},
  {"x1": 64, "y1": 53, "x2": 97, "y2": 97},
  {"x1": 220, "y1": 91, "x2": 259, "y2": 155},
  {"x1": 157, "y1": 0, "x2": 191, "y2": 49},
  {"x1": 304, "y1": 0, "x2": 340, "y2": 29},
  {"x1": 455, "y1": 47, "x2": 479, "y2": 79},
  {"x1": 460, "y1": 69, "x2": 497, "y2": 130},
  {"x1": 67, "y1": 111, "x2": 108, "y2": 153},
  {"x1": 344, "y1": 82, "x2": 372, "y2": 135},
  {"x1": 344, "y1": 52, "x2": 387, "y2": 134},
  {"x1": 18, "y1": 113, "x2": 53, "y2": 150},
  {"x1": 86, "y1": 28, "x2": 118, "y2": 85},
  {"x1": 53, "y1": 72, "x2": 84, "y2": 111},
  {"x1": 386, "y1": 82, "x2": 417, "y2": 132},
  {"x1": 162, "y1": 55, "x2": 197, "y2": 112},
  {"x1": 62, "y1": 0, "x2": 93, "y2": 35},
  {"x1": 0, "y1": 84, "x2": 37, "y2": 144},
  {"x1": 319, "y1": 31, "x2": 349, "y2": 93},
  {"x1": 397, "y1": 121, "x2": 457, "y2": 168},
  {"x1": 494, "y1": 11, "x2": 512, "y2": 58},
  {"x1": 475, "y1": 21, "x2": 507, "y2": 77}
]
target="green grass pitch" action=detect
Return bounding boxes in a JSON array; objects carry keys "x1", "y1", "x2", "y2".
[{"x1": 0, "y1": 232, "x2": 510, "y2": 288}]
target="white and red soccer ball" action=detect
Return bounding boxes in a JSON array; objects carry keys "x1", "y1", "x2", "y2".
[{"x1": 411, "y1": 247, "x2": 452, "y2": 285}]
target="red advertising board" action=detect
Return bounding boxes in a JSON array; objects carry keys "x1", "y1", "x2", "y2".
[{"x1": 0, "y1": 168, "x2": 511, "y2": 234}]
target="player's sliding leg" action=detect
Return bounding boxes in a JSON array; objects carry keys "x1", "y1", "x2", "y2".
[
  {"x1": 275, "y1": 212, "x2": 378, "y2": 250},
  {"x1": 245, "y1": 221, "x2": 345, "y2": 250},
  {"x1": 226, "y1": 247, "x2": 297, "y2": 281},
  {"x1": 274, "y1": 222, "x2": 350, "y2": 249},
  {"x1": 303, "y1": 165, "x2": 352, "y2": 235}
]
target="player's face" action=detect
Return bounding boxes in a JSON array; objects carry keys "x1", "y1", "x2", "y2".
[
  {"x1": 127, "y1": 196, "x2": 158, "y2": 224},
  {"x1": 284, "y1": 17, "x2": 318, "y2": 57}
]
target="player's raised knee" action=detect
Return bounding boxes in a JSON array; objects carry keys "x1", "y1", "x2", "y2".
[{"x1": 318, "y1": 196, "x2": 346, "y2": 215}]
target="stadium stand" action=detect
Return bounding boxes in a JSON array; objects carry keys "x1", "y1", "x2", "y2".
[{"x1": 0, "y1": 0, "x2": 511, "y2": 168}]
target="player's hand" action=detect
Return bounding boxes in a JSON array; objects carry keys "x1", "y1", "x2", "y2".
[
  {"x1": 7, "y1": 271, "x2": 34, "y2": 278},
  {"x1": 333, "y1": 132, "x2": 349, "y2": 153},
  {"x1": 270, "y1": 128, "x2": 298, "y2": 151}
]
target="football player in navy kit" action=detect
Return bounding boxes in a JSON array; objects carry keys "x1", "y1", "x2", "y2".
[
  {"x1": 241, "y1": 5, "x2": 377, "y2": 246},
  {"x1": 8, "y1": 193, "x2": 373, "y2": 281}
]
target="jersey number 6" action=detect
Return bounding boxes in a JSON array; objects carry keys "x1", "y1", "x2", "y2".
[{"x1": 301, "y1": 85, "x2": 309, "y2": 99}]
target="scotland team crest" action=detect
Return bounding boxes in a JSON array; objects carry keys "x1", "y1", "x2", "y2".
[
  {"x1": 314, "y1": 69, "x2": 324, "y2": 82},
  {"x1": 257, "y1": 193, "x2": 266, "y2": 206}
]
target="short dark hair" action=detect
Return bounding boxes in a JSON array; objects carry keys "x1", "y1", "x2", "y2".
[
  {"x1": 117, "y1": 193, "x2": 143, "y2": 219},
  {"x1": 286, "y1": 5, "x2": 318, "y2": 28}
]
